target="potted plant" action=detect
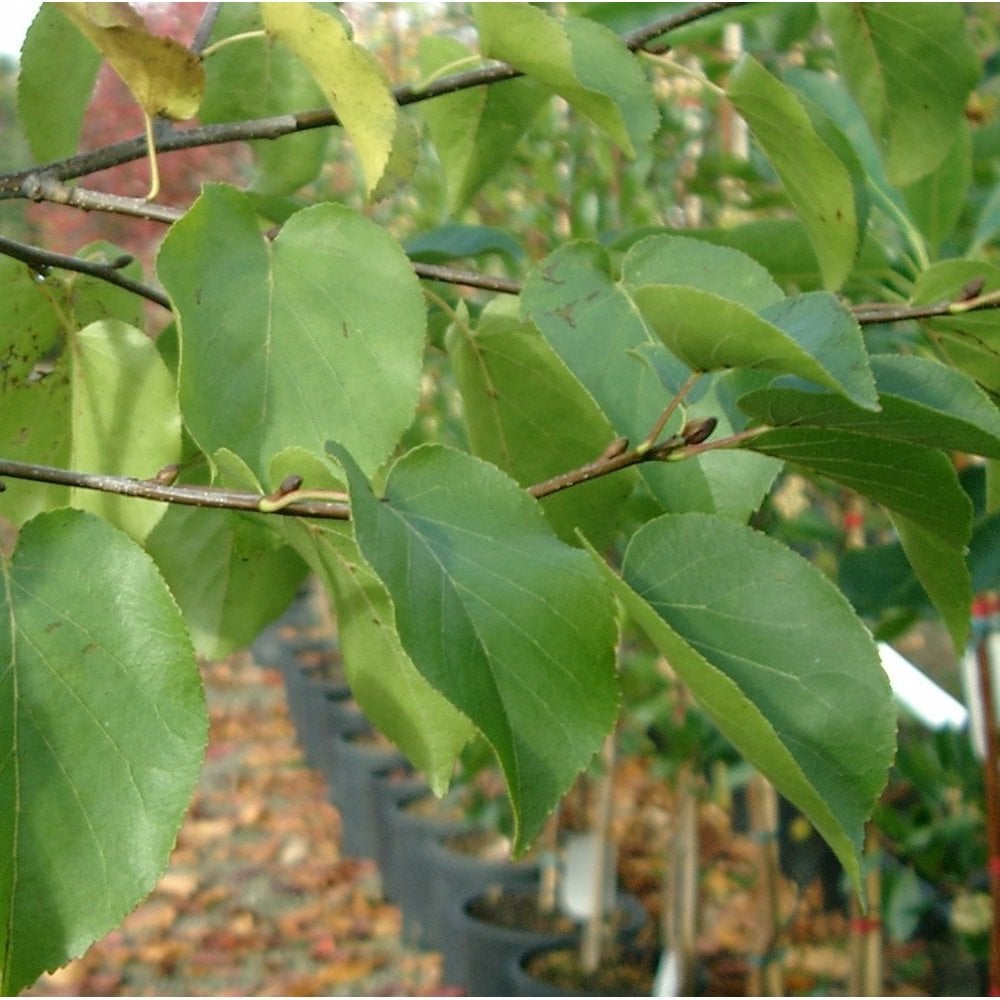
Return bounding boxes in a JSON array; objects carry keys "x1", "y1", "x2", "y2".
[{"x1": 2, "y1": 4, "x2": 999, "y2": 993}]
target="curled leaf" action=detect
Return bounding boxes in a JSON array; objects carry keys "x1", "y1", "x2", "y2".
[{"x1": 61, "y1": 2, "x2": 204, "y2": 120}]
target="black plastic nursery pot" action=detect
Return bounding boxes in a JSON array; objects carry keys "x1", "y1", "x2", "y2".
[
  {"x1": 447, "y1": 885, "x2": 580, "y2": 997},
  {"x1": 328, "y1": 729, "x2": 408, "y2": 860},
  {"x1": 428, "y1": 829, "x2": 542, "y2": 979},
  {"x1": 451, "y1": 886, "x2": 649, "y2": 996},
  {"x1": 374, "y1": 780, "x2": 469, "y2": 945}
]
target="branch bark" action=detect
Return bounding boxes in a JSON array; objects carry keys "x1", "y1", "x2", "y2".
[{"x1": 0, "y1": 2, "x2": 743, "y2": 199}]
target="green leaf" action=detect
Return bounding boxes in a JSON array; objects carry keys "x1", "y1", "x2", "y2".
[
  {"x1": 727, "y1": 55, "x2": 857, "y2": 290},
  {"x1": 61, "y1": 2, "x2": 204, "y2": 121},
  {"x1": 746, "y1": 427, "x2": 972, "y2": 548},
  {"x1": 261, "y1": 2, "x2": 417, "y2": 198},
  {"x1": 145, "y1": 506, "x2": 309, "y2": 660},
  {"x1": 417, "y1": 36, "x2": 549, "y2": 213},
  {"x1": 157, "y1": 185, "x2": 425, "y2": 480},
  {"x1": 820, "y1": 3, "x2": 980, "y2": 186},
  {"x1": 446, "y1": 298, "x2": 633, "y2": 547},
  {"x1": 18, "y1": 2, "x2": 101, "y2": 160},
  {"x1": 522, "y1": 241, "x2": 781, "y2": 522},
  {"x1": 282, "y1": 518, "x2": 475, "y2": 794},
  {"x1": 911, "y1": 261, "x2": 1000, "y2": 395},
  {"x1": 665, "y1": 372, "x2": 783, "y2": 523},
  {"x1": 199, "y1": 3, "x2": 329, "y2": 196},
  {"x1": 333, "y1": 443, "x2": 619, "y2": 851},
  {"x1": 889, "y1": 512, "x2": 971, "y2": 651},
  {"x1": 633, "y1": 286, "x2": 878, "y2": 409},
  {"x1": 590, "y1": 513, "x2": 895, "y2": 896},
  {"x1": 740, "y1": 355, "x2": 1000, "y2": 459},
  {"x1": 68, "y1": 321, "x2": 182, "y2": 541},
  {"x1": 747, "y1": 423, "x2": 973, "y2": 646},
  {"x1": 474, "y1": 4, "x2": 658, "y2": 158},
  {"x1": 623, "y1": 234, "x2": 785, "y2": 312},
  {"x1": 0, "y1": 291, "x2": 181, "y2": 539},
  {"x1": 522, "y1": 242, "x2": 675, "y2": 442},
  {"x1": 901, "y1": 125, "x2": 972, "y2": 256},
  {"x1": 405, "y1": 224, "x2": 524, "y2": 265},
  {"x1": 0, "y1": 510, "x2": 206, "y2": 994}
]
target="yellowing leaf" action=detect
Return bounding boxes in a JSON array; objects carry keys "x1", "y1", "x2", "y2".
[
  {"x1": 261, "y1": 2, "x2": 416, "y2": 198},
  {"x1": 61, "y1": 2, "x2": 203, "y2": 120}
]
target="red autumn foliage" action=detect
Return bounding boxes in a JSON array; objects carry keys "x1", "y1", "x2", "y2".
[{"x1": 25, "y1": 2, "x2": 249, "y2": 269}]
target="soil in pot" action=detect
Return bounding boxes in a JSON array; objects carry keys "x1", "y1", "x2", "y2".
[
  {"x1": 515, "y1": 943, "x2": 659, "y2": 997},
  {"x1": 449, "y1": 885, "x2": 579, "y2": 996},
  {"x1": 465, "y1": 887, "x2": 578, "y2": 934}
]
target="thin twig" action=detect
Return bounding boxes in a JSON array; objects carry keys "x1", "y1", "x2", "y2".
[
  {"x1": 412, "y1": 262, "x2": 521, "y2": 295},
  {"x1": 853, "y1": 297, "x2": 1000, "y2": 325},
  {"x1": 20, "y1": 174, "x2": 183, "y2": 224},
  {"x1": 0, "y1": 234, "x2": 171, "y2": 309},
  {"x1": 190, "y1": 2, "x2": 223, "y2": 55},
  {"x1": 0, "y1": 459, "x2": 350, "y2": 520},
  {"x1": 0, "y1": 2, "x2": 744, "y2": 199}
]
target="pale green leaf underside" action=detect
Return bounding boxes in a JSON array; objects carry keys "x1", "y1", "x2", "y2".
[
  {"x1": 280, "y1": 511, "x2": 475, "y2": 793},
  {"x1": 335, "y1": 443, "x2": 619, "y2": 851},
  {"x1": 633, "y1": 286, "x2": 877, "y2": 410},
  {"x1": 522, "y1": 241, "x2": 784, "y2": 519},
  {"x1": 0, "y1": 510, "x2": 206, "y2": 995}
]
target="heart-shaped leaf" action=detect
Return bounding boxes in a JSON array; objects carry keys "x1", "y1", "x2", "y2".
[{"x1": 158, "y1": 185, "x2": 425, "y2": 480}]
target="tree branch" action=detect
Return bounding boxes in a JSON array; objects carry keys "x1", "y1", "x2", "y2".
[
  {"x1": 19, "y1": 173, "x2": 185, "y2": 224},
  {"x1": 0, "y1": 235, "x2": 171, "y2": 309},
  {"x1": 412, "y1": 262, "x2": 521, "y2": 295},
  {"x1": 0, "y1": 1, "x2": 743, "y2": 199},
  {"x1": 0, "y1": 459, "x2": 350, "y2": 520}
]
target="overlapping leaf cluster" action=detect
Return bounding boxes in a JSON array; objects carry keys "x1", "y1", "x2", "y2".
[{"x1": 2, "y1": 2, "x2": 999, "y2": 991}]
